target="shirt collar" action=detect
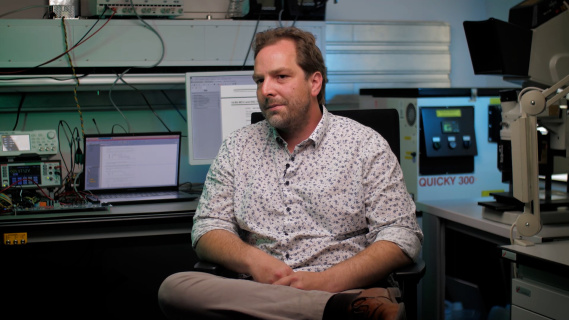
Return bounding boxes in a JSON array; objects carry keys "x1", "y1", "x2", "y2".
[{"x1": 309, "y1": 105, "x2": 330, "y2": 149}]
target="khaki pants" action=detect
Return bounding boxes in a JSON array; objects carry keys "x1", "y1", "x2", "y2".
[{"x1": 158, "y1": 271, "x2": 336, "y2": 320}]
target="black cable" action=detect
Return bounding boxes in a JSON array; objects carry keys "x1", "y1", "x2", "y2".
[
  {"x1": 0, "y1": 74, "x2": 90, "y2": 82},
  {"x1": 0, "y1": 7, "x2": 116, "y2": 75},
  {"x1": 111, "y1": 124, "x2": 128, "y2": 134},
  {"x1": 11, "y1": 93, "x2": 26, "y2": 131},
  {"x1": 72, "y1": 6, "x2": 108, "y2": 46},
  {"x1": 161, "y1": 90, "x2": 187, "y2": 123},
  {"x1": 117, "y1": 74, "x2": 172, "y2": 132},
  {"x1": 55, "y1": 121, "x2": 79, "y2": 197},
  {"x1": 242, "y1": 14, "x2": 262, "y2": 69},
  {"x1": 92, "y1": 118, "x2": 101, "y2": 134}
]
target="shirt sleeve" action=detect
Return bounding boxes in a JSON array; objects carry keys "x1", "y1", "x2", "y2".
[
  {"x1": 191, "y1": 137, "x2": 240, "y2": 248},
  {"x1": 362, "y1": 132, "x2": 424, "y2": 262}
]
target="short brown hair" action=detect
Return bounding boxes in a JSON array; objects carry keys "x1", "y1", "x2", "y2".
[{"x1": 253, "y1": 27, "x2": 328, "y2": 105}]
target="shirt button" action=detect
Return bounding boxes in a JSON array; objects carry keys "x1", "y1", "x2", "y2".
[
  {"x1": 285, "y1": 253, "x2": 290, "y2": 259},
  {"x1": 285, "y1": 181, "x2": 290, "y2": 186},
  {"x1": 286, "y1": 207, "x2": 291, "y2": 212},
  {"x1": 290, "y1": 156, "x2": 295, "y2": 161},
  {"x1": 284, "y1": 231, "x2": 288, "y2": 236},
  {"x1": 285, "y1": 163, "x2": 290, "y2": 169}
]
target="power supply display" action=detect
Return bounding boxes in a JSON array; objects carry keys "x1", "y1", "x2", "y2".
[{"x1": 1, "y1": 161, "x2": 62, "y2": 189}]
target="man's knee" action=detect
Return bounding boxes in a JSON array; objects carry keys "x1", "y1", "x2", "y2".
[{"x1": 158, "y1": 272, "x2": 210, "y2": 318}]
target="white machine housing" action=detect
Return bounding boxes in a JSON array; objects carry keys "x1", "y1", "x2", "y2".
[{"x1": 360, "y1": 90, "x2": 509, "y2": 202}]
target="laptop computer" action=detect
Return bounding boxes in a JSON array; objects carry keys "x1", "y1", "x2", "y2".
[{"x1": 83, "y1": 132, "x2": 196, "y2": 205}]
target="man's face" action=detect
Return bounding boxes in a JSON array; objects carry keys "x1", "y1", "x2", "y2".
[{"x1": 253, "y1": 39, "x2": 316, "y2": 132}]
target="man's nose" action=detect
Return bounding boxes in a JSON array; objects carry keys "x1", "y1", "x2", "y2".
[{"x1": 260, "y1": 79, "x2": 275, "y2": 97}]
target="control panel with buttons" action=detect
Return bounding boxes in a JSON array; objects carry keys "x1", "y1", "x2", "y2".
[
  {"x1": 1, "y1": 161, "x2": 61, "y2": 189},
  {"x1": 0, "y1": 130, "x2": 59, "y2": 157},
  {"x1": 419, "y1": 106, "x2": 478, "y2": 175},
  {"x1": 420, "y1": 107, "x2": 478, "y2": 158},
  {"x1": 4, "y1": 232, "x2": 27, "y2": 245}
]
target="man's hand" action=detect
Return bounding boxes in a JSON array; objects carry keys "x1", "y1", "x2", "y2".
[
  {"x1": 272, "y1": 271, "x2": 335, "y2": 292},
  {"x1": 247, "y1": 253, "x2": 294, "y2": 284}
]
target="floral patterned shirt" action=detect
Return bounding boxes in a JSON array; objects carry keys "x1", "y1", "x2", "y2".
[{"x1": 192, "y1": 107, "x2": 423, "y2": 272}]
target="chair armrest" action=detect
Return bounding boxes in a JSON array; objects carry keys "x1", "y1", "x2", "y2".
[
  {"x1": 194, "y1": 261, "x2": 238, "y2": 278},
  {"x1": 195, "y1": 258, "x2": 426, "y2": 284},
  {"x1": 194, "y1": 261, "x2": 221, "y2": 274},
  {"x1": 393, "y1": 258, "x2": 426, "y2": 284}
]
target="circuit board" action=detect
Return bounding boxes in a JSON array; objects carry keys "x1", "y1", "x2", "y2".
[{"x1": 12, "y1": 202, "x2": 109, "y2": 215}]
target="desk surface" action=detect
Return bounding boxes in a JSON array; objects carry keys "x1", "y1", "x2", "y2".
[
  {"x1": 0, "y1": 200, "x2": 198, "y2": 222},
  {"x1": 503, "y1": 241, "x2": 569, "y2": 267},
  {"x1": 417, "y1": 198, "x2": 569, "y2": 241},
  {"x1": 0, "y1": 200, "x2": 199, "y2": 243}
]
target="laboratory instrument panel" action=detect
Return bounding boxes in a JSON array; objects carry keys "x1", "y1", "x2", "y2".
[
  {"x1": 359, "y1": 88, "x2": 508, "y2": 202},
  {"x1": 420, "y1": 107, "x2": 478, "y2": 158},
  {"x1": 0, "y1": 130, "x2": 59, "y2": 158},
  {"x1": 1, "y1": 161, "x2": 62, "y2": 189},
  {"x1": 83, "y1": 0, "x2": 184, "y2": 17},
  {"x1": 419, "y1": 106, "x2": 477, "y2": 175}
]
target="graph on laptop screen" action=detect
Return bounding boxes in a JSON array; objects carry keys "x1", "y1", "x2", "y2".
[{"x1": 185, "y1": 70, "x2": 258, "y2": 165}]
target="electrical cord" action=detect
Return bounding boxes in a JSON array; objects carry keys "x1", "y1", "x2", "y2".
[
  {"x1": 111, "y1": 124, "x2": 128, "y2": 134},
  {"x1": 128, "y1": 0, "x2": 166, "y2": 69},
  {"x1": 11, "y1": 93, "x2": 26, "y2": 130},
  {"x1": 0, "y1": 6, "x2": 105, "y2": 80},
  {"x1": 109, "y1": 68, "x2": 134, "y2": 133},
  {"x1": 106, "y1": 0, "x2": 168, "y2": 133},
  {"x1": 161, "y1": 90, "x2": 187, "y2": 123},
  {"x1": 116, "y1": 75, "x2": 172, "y2": 132},
  {"x1": 1, "y1": 178, "x2": 60, "y2": 205},
  {"x1": 92, "y1": 118, "x2": 102, "y2": 134},
  {"x1": 61, "y1": 16, "x2": 86, "y2": 139},
  {"x1": 0, "y1": 74, "x2": 90, "y2": 83},
  {"x1": 0, "y1": 5, "x2": 51, "y2": 18},
  {"x1": 55, "y1": 121, "x2": 80, "y2": 198},
  {"x1": 0, "y1": 7, "x2": 117, "y2": 75},
  {"x1": 242, "y1": 14, "x2": 262, "y2": 69}
]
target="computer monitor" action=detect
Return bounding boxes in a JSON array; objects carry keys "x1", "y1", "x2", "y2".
[{"x1": 186, "y1": 70, "x2": 257, "y2": 165}]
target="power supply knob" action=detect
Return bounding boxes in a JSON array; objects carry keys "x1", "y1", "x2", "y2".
[{"x1": 47, "y1": 131, "x2": 56, "y2": 139}]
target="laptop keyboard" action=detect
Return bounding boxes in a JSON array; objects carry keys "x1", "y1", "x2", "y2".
[{"x1": 98, "y1": 191, "x2": 179, "y2": 199}]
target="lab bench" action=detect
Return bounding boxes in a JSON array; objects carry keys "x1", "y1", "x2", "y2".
[{"x1": 0, "y1": 200, "x2": 198, "y2": 320}]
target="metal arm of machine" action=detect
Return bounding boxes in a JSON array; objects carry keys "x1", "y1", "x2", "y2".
[{"x1": 514, "y1": 74, "x2": 569, "y2": 237}]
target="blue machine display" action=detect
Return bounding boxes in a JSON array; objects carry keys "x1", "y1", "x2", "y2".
[
  {"x1": 1, "y1": 161, "x2": 62, "y2": 189},
  {"x1": 0, "y1": 130, "x2": 59, "y2": 158}
]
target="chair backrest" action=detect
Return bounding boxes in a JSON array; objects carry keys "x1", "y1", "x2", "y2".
[{"x1": 251, "y1": 108, "x2": 401, "y2": 163}]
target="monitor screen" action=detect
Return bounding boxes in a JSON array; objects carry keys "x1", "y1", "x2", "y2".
[
  {"x1": 186, "y1": 70, "x2": 258, "y2": 165},
  {"x1": 83, "y1": 133, "x2": 181, "y2": 191}
]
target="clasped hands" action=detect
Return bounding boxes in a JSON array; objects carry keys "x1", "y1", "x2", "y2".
[{"x1": 248, "y1": 254, "x2": 337, "y2": 292}]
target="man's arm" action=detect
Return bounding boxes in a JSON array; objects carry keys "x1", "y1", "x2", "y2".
[
  {"x1": 273, "y1": 240, "x2": 411, "y2": 292},
  {"x1": 195, "y1": 229, "x2": 294, "y2": 284}
]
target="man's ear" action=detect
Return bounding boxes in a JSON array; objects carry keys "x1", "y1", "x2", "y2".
[{"x1": 309, "y1": 72, "x2": 323, "y2": 98}]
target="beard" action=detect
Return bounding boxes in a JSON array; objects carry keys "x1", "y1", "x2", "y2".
[{"x1": 260, "y1": 92, "x2": 312, "y2": 132}]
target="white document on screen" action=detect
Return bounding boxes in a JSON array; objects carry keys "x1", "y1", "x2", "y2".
[{"x1": 220, "y1": 85, "x2": 260, "y2": 140}]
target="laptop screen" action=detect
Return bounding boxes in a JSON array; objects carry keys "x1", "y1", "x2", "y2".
[{"x1": 83, "y1": 133, "x2": 181, "y2": 192}]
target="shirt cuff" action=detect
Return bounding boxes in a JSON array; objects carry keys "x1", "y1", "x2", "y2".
[
  {"x1": 191, "y1": 219, "x2": 240, "y2": 249},
  {"x1": 375, "y1": 227, "x2": 423, "y2": 262}
]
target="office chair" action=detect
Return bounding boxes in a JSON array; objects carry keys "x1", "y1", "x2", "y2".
[{"x1": 194, "y1": 109, "x2": 426, "y2": 318}]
